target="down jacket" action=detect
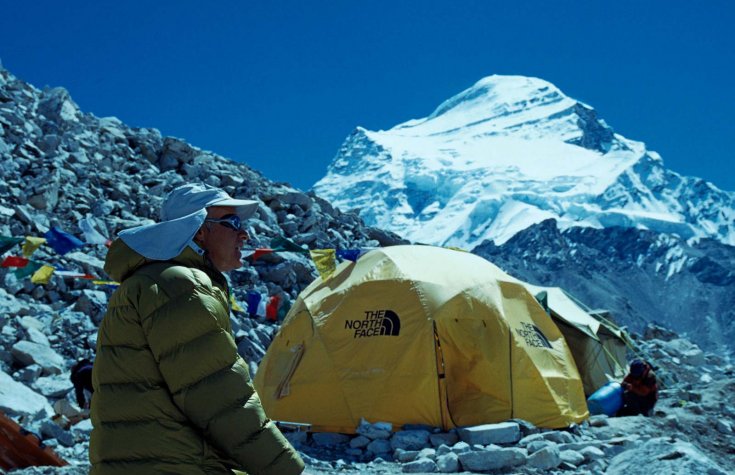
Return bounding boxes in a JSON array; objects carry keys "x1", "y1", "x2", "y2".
[{"x1": 90, "y1": 239, "x2": 304, "y2": 475}]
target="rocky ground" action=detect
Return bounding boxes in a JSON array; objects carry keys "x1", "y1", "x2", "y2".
[{"x1": 5, "y1": 324, "x2": 733, "y2": 475}]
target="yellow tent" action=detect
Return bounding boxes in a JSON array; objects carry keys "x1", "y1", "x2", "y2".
[
  {"x1": 527, "y1": 286, "x2": 628, "y2": 395},
  {"x1": 254, "y1": 245, "x2": 588, "y2": 432}
]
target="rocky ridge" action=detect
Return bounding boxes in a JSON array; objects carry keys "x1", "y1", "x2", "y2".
[
  {"x1": 0, "y1": 65, "x2": 733, "y2": 474},
  {"x1": 473, "y1": 219, "x2": 735, "y2": 355}
]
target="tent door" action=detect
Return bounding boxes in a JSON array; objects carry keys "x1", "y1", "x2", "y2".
[
  {"x1": 274, "y1": 343, "x2": 305, "y2": 399},
  {"x1": 433, "y1": 322, "x2": 452, "y2": 430}
]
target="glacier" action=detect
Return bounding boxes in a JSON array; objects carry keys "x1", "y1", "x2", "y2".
[{"x1": 313, "y1": 75, "x2": 735, "y2": 249}]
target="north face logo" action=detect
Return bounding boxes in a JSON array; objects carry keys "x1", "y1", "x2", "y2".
[
  {"x1": 344, "y1": 310, "x2": 401, "y2": 338},
  {"x1": 516, "y1": 322, "x2": 552, "y2": 349}
]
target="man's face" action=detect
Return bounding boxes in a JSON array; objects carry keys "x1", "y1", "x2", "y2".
[{"x1": 195, "y1": 206, "x2": 248, "y2": 272}]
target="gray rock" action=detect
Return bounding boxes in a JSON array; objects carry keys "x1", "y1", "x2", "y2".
[
  {"x1": 416, "y1": 447, "x2": 436, "y2": 460},
  {"x1": 457, "y1": 422, "x2": 521, "y2": 445},
  {"x1": 526, "y1": 440, "x2": 555, "y2": 454},
  {"x1": 589, "y1": 414, "x2": 610, "y2": 427},
  {"x1": 393, "y1": 448, "x2": 420, "y2": 463},
  {"x1": 367, "y1": 438, "x2": 392, "y2": 454},
  {"x1": 580, "y1": 445, "x2": 606, "y2": 462},
  {"x1": 357, "y1": 419, "x2": 393, "y2": 440},
  {"x1": 606, "y1": 437, "x2": 728, "y2": 475},
  {"x1": 312, "y1": 432, "x2": 350, "y2": 447},
  {"x1": 391, "y1": 429, "x2": 431, "y2": 451},
  {"x1": 715, "y1": 419, "x2": 732, "y2": 434},
  {"x1": 429, "y1": 432, "x2": 458, "y2": 447},
  {"x1": 449, "y1": 441, "x2": 471, "y2": 454},
  {"x1": 33, "y1": 374, "x2": 73, "y2": 397},
  {"x1": 11, "y1": 340, "x2": 66, "y2": 375},
  {"x1": 540, "y1": 430, "x2": 576, "y2": 444},
  {"x1": 26, "y1": 326, "x2": 50, "y2": 346},
  {"x1": 528, "y1": 444, "x2": 561, "y2": 469},
  {"x1": 40, "y1": 419, "x2": 75, "y2": 447},
  {"x1": 560, "y1": 449, "x2": 585, "y2": 466},
  {"x1": 436, "y1": 452, "x2": 459, "y2": 473},
  {"x1": 402, "y1": 457, "x2": 437, "y2": 473},
  {"x1": 458, "y1": 446, "x2": 526, "y2": 471},
  {"x1": 73, "y1": 289, "x2": 108, "y2": 324},
  {"x1": 350, "y1": 435, "x2": 371, "y2": 448},
  {"x1": 0, "y1": 370, "x2": 53, "y2": 417},
  {"x1": 14, "y1": 364, "x2": 43, "y2": 383}
]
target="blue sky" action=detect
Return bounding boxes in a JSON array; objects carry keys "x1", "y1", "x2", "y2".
[{"x1": 1, "y1": 1, "x2": 733, "y2": 191}]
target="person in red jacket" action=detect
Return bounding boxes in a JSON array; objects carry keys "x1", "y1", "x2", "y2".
[{"x1": 618, "y1": 359, "x2": 658, "y2": 416}]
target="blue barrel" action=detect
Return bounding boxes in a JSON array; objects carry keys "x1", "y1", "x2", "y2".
[{"x1": 586, "y1": 382, "x2": 623, "y2": 416}]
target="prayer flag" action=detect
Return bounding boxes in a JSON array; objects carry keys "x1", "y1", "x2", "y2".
[
  {"x1": 310, "y1": 249, "x2": 336, "y2": 280},
  {"x1": 0, "y1": 236, "x2": 24, "y2": 255},
  {"x1": 1, "y1": 255, "x2": 29, "y2": 268},
  {"x1": 336, "y1": 249, "x2": 362, "y2": 262},
  {"x1": 265, "y1": 295, "x2": 281, "y2": 322},
  {"x1": 230, "y1": 294, "x2": 244, "y2": 313},
  {"x1": 79, "y1": 215, "x2": 109, "y2": 245},
  {"x1": 22, "y1": 236, "x2": 46, "y2": 258},
  {"x1": 14, "y1": 261, "x2": 43, "y2": 279},
  {"x1": 246, "y1": 291, "x2": 262, "y2": 316},
  {"x1": 256, "y1": 297, "x2": 267, "y2": 318},
  {"x1": 92, "y1": 280, "x2": 120, "y2": 289},
  {"x1": 44, "y1": 227, "x2": 84, "y2": 255},
  {"x1": 31, "y1": 265, "x2": 55, "y2": 284},
  {"x1": 251, "y1": 249, "x2": 274, "y2": 261},
  {"x1": 271, "y1": 236, "x2": 309, "y2": 253},
  {"x1": 55, "y1": 270, "x2": 89, "y2": 278}
]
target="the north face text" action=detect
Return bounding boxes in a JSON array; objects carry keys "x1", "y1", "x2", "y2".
[{"x1": 344, "y1": 310, "x2": 401, "y2": 338}]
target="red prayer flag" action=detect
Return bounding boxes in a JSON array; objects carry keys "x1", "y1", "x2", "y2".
[
  {"x1": 1, "y1": 256, "x2": 29, "y2": 268},
  {"x1": 265, "y1": 295, "x2": 281, "y2": 322},
  {"x1": 251, "y1": 249, "x2": 275, "y2": 261}
]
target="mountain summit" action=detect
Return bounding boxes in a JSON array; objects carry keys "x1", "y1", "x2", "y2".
[{"x1": 313, "y1": 75, "x2": 734, "y2": 249}]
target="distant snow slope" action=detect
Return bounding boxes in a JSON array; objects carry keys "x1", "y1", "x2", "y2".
[{"x1": 313, "y1": 75, "x2": 734, "y2": 249}]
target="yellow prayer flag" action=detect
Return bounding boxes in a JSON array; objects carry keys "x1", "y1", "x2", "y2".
[
  {"x1": 230, "y1": 294, "x2": 244, "y2": 312},
  {"x1": 22, "y1": 237, "x2": 47, "y2": 258},
  {"x1": 92, "y1": 280, "x2": 120, "y2": 286},
  {"x1": 31, "y1": 265, "x2": 55, "y2": 284},
  {"x1": 309, "y1": 249, "x2": 337, "y2": 280}
]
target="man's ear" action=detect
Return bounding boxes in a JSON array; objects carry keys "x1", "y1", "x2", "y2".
[{"x1": 194, "y1": 226, "x2": 207, "y2": 246}]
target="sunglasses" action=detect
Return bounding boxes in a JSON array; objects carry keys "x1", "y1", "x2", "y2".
[{"x1": 205, "y1": 214, "x2": 247, "y2": 232}]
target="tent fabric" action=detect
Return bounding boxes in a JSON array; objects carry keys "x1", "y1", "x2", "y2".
[
  {"x1": 255, "y1": 245, "x2": 589, "y2": 433},
  {"x1": 524, "y1": 286, "x2": 628, "y2": 395}
]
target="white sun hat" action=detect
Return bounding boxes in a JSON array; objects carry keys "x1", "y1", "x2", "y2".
[{"x1": 118, "y1": 183, "x2": 259, "y2": 260}]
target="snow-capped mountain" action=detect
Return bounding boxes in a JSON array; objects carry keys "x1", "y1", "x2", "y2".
[{"x1": 313, "y1": 75, "x2": 735, "y2": 249}]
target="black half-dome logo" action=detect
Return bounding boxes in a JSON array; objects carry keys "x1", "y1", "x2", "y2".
[
  {"x1": 345, "y1": 310, "x2": 401, "y2": 338},
  {"x1": 516, "y1": 322, "x2": 553, "y2": 349}
]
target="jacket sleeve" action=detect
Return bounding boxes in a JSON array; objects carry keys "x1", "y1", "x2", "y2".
[{"x1": 137, "y1": 273, "x2": 304, "y2": 475}]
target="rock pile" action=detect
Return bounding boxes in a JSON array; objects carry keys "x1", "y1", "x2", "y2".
[{"x1": 279, "y1": 327, "x2": 733, "y2": 474}]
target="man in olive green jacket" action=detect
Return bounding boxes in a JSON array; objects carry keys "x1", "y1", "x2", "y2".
[{"x1": 90, "y1": 184, "x2": 304, "y2": 475}]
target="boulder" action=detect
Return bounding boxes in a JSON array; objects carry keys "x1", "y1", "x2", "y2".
[
  {"x1": 402, "y1": 458, "x2": 437, "y2": 473},
  {"x1": 11, "y1": 340, "x2": 65, "y2": 375},
  {"x1": 457, "y1": 422, "x2": 521, "y2": 445},
  {"x1": 528, "y1": 444, "x2": 561, "y2": 470},
  {"x1": 435, "y1": 452, "x2": 459, "y2": 473},
  {"x1": 312, "y1": 432, "x2": 350, "y2": 447},
  {"x1": 391, "y1": 429, "x2": 431, "y2": 451},
  {"x1": 0, "y1": 370, "x2": 53, "y2": 418},
  {"x1": 458, "y1": 446, "x2": 526, "y2": 471}
]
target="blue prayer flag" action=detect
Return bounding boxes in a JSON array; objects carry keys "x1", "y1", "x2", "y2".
[
  {"x1": 246, "y1": 291, "x2": 262, "y2": 316},
  {"x1": 336, "y1": 249, "x2": 362, "y2": 262},
  {"x1": 44, "y1": 227, "x2": 84, "y2": 255}
]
